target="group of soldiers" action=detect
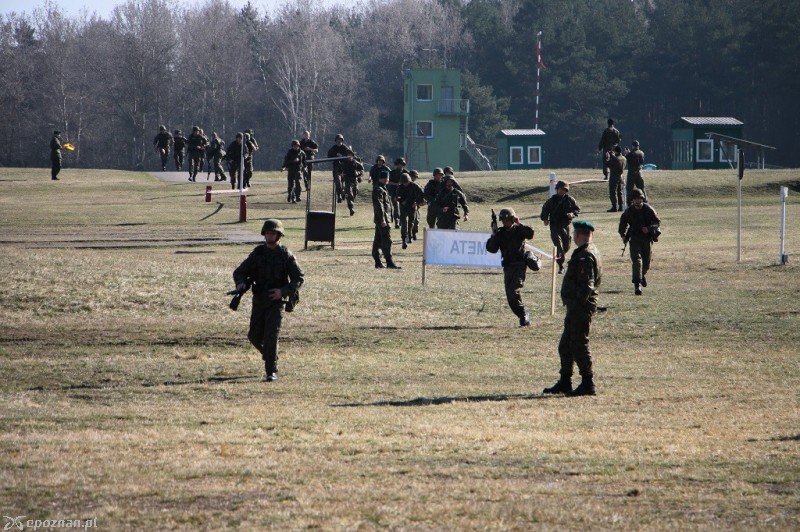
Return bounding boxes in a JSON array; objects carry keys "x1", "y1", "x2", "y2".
[
  {"x1": 597, "y1": 118, "x2": 648, "y2": 212},
  {"x1": 153, "y1": 125, "x2": 259, "y2": 188}
]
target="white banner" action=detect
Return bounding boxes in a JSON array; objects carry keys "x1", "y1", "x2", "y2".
[{"x1": 423, "y1": 229, "x2": 553, "y2": 269}]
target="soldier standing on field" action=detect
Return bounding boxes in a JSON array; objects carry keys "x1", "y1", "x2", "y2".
[
  {"x1": 408, "y1": 169, "x2": 422, "y2": 241},
  {"x1": 341, "y1": 147, "x2": 364, "y2": 216},
  {"x1": 282, "y1": 140, "x2": 305, "y2": 203},
  {"x1": 173, "y1": 130, "x2": 187, "y2": 171},
  {"x1": 423, "y1": 167, "x2": 445, "y2": 228},
  {"x1": 372, "y1": 169, "x2": 400, "y2": 269},
  {"x1": 153, "y1": 125, "x2": 173, "y2": 171},
  {"x1": 597, "y1": 118, "x2": 621, "y2": 179},
  {"x1": 299, "y1": 130, "x2": 318, "y2": 190},
  {"x1": 437, "y1": 175, "x2": 469, "y2": 230},
  {"x1": 543, "y1": 220, "x2": 602, "y2": 396},
  {"x1": 187, "y1": 126, "x2": 208, "y2": 182},
  {"x1": 50, "y1": 130, "x2": 63, "y2": 180},
  {"x1": 618, "y1": 188, "x2": 661, "y2": 296},
  {"x1": 396, "y1": 172, "x2": 424, "y2": 248},
  {"x1": 486, "y1": 207, "x2": 539, "y2": 327},
  {"x1": 232, "y1": 219, "x2": 304, "y2": 382},
  {"x1": 540, "y1": 180, "x2": 581, "y2": 273},
  {"x1": 388, "y1": 158, "x2": 408, "y2": 228},
  {"x1": 225, "y1": 132, "x2": 248, "y2": 190},
  {"x1": 327, "y1": 133, "x2": 350, "y2": 202},
  {"x1": 625, "y1": 140, "x2": 646, "y2": 203},
  {"x1": 607, "y1": 145, "x2": 626, "y2": 212},
  {"x1": 243, "y1": 132, "x2": 258, "y2": 188}
]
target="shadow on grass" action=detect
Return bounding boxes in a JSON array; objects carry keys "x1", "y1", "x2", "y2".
[
  {"x1": 497, "y1": 186, "x2": 551, "y2": 203},
  {"x1": 200, "y1": 202, "x2": 224, "y2": 221},
  {"x1": 332, "y1": 392, "x2": 554, "y2": 408},
  {"x1": 27, "y1": 374, "x2": 258, "y2": 392},
  {"x1": 357, "y1": 325, "x2": 493, "y2": 331},
  {"x1": 747, "y1": 433, "x2": 800, "y2": 442}
]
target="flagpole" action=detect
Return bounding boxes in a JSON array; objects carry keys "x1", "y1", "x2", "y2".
[{"x1": 535, "y1": 31, "x2": 542, "y2": 130}]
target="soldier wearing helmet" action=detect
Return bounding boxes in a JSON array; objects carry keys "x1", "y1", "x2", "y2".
[
  {"x1": 299, "y1": 130, "x2": 319, "y2": 190},
  {"x1": 282, "y1": 140, "x2": 305, "y2": 203},
  {"x1": 386, "y1": 157, "x2": 408, "y2": 228},
  {"x1": 618, "y1": 188, "x2": 661, "y2": 296},
  {"x1": 486, "y1": 207, "x2": 538, "y2": 327},
  {"x1": 172, "y1": 129, "x2": 188, "y2": 171},
  {"x1": 327, "y1": 134, "x2": 351, "y2": 202},
  {"x1": 372, "y1": 169, "x2": 401, "y2": 269},
  {"x1": 186, "y1": 126, "x2": 208, "y2": 181},
  {"x1": 50, "y1": 130, "x2": 63, "y2": 180},
  {"x1": 232, "y1": 218, "x2": 304, "y2": 382},
  {"x1": 368, "y1": 155, "x2": 388, "y2": 187},
  {"x1": 153, "y1": 125, "x2": 173, "y2": 171},
  {"x1": 340, "y1": 146, "x2": 364, "y2": 216},
  {"x1": 437, "y1": 176, "x2": 469, "y2": 230},
  {"x1": 625, "y1": 140, "x2": 646, "y2": 203},
  {"x1": 540, "y1": 180, "x2": 581, "y2": 274},
  {"x1": 597, "y1": 118, "x2": 621, "y2": 179},
  {"x1": 395, "y1": 170, "x2": 425, "y2": 248},
  {"x1": 224, "y1": 133, "x2": 249, "y2": 190}
]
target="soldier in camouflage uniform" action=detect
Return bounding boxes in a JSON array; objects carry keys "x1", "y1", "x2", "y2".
[
  {"x1": 543, "y1": 220, "x2": 602, "y2": 396},
  {"x1": 388, "y1": 158, "x2": 408, "y2": 228},
  {"x1": 282, "y1": 140, "x2": 305, "y2": 203},
  {"x1": 225, "y1": 133, "x2": 248, "y2": 190},
  {"x1": 408, "y1": 169, "x2": 422, "y2": 240},
  {"x1": 607, "y1": 145, "x2": 626, "y2": 212},
  {"x1": 327, "y1": 134, "x2": 350, "y2": 202},
  {"x1": 173, "y1": 130, "x2": 187, "y2": 171},
  {"x1": 208, "y1": 132, "x2": 226, "y2": 182},
  {"x1": 619, "y1": 188, "x2": 661, "y2": 296},
  {"x1": 187, "y1": 126, "x2": 208, "y2": 182},
  {"x1": 233, "y1": 219, "x2": 304, "y2": 382},
  {"x1": 368, "y1": 155, "x2": 389, "y2": 187},
  {"x1": 243, "y1": 132, "x2": 258, "y2": 188},
  {"x1": 341, "y1": 147, "x2": 364, "y2": 216},
  {"x1": 625, "y1": 140, "x2": 646, "y2": 203},
  {"x1": 153, "y1": 125, "x2": 173, "y2": 171},
  {"x1": 540, "y1": 180, "x2": 581, "y2": 273},
  {"x1": 299, "y1": 130, "x2": 318, "y2": 190},
  {"x1": 423, "y1": 168, "x2": 445, "y2": 228},
  {"x1": 486, "y1": 207, "x2": 539, "y2": 327},
  {"x1": 437, "y1": 176, "x2": 469, "y2": 230},
  {"x1": 597, "y1": 118, "x2": 621, "y2": 179},
  {"x1": 372, "y1": 169, "x2": 400, "y2": 269},
  {"x1": 50, "y1": 130, "x2": 63, "y2": 180},
  {"x1": 396, "y1": 172, "x2": 425, "y2": 248}
]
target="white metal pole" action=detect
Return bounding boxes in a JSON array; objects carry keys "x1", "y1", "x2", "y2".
[
  {"x1": 422, "y1": 228, "x2": 427, "y2": 286},
  {"x1": 550, "y1": 245, "x2": 557, "y2": 316},
  {"x1": 549, "y1": 171, "x2": 556, "y2": 196},
  {"x1": 780, "y1": 186, "x2": 788, "y2": 265},
  {"x1": 535, "y1": 32, "x2": 542, "y2": 130},
  {"x1": 737, "y1": 150, "x2": 744, "y2": 263}
]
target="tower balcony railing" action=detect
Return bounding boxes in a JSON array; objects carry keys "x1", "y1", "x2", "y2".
[{"x1": 437, "y1": 99, "x2": 470, "y2": 115}]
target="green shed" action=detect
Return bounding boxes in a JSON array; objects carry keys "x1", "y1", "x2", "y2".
[
  {"x1": 671, "y1": 117, "x2": 744, "y2": 169},
  {"x1": 495, "y1": 129, "x2": 545, "y2": 170}
]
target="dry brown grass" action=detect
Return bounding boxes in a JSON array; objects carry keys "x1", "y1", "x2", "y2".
[{"x1": 1, "y1": 166, "x2": 799, "y2": 529}]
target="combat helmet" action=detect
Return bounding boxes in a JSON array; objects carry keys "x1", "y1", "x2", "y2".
[
  {"x1": 498, "y1": 207, "x2": 516, "y2": 220},
  {"x1": 261, "y1": 219, "x2": 285, "y2": 237}
]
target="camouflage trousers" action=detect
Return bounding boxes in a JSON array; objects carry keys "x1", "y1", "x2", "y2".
[
  {"x1": 609, "y1": 174, "x2": 624, "y2": 210},
  {"x1": 503, "y1": 263, "x2": 528, "y2": 318},
  {"x1": 426, "y1": 205, "x2": 439, "y2": 228},
  {"x1": 343, "y1": 175, "x2": 359, "y2": 211},
  {"x1": 628, "y1": 237, "x2": 652, "y2": 284},
  {"x1": 372, "y1": 224, "x2": 393, "y2": 263},
  {"x1": 626, "y1": 171, "x2": 646, "y2": 202},
  {"x1": 399, "y1": 205, "x2": 417, "y2": 243},
  {"x1": 189, "y1": 151, "x2": 204, "y2": 178},
  {"x1": 549, "y1": 224, "x2": 571, "y2": 267},
  {"x1": 248, "y1": 298, "x2": 284, "y2": 374},
  {"x1": 173, "y1": 150, "x2": 184, "y2": 171},
  {"x1": 558, "y1": 304, "x2": 594, "y2": 379},
  {"x1": 158, "y1": 148, "x2": 169, "y2": 170}
]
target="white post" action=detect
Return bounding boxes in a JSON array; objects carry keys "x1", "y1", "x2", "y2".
[
  {"x1": 422, "y1": 228, "x2": 427, "y2": 286},
  {"x1": 737, "y1": 150, "x2": 744, "y2": 263},
  {"x1": 780, "y1": 186, "x2": 789, "y2": 265},
  {"x1": 549, "y1": 171, "x2": 556, "y2": 197},
  {"x1": 550, "y1": 245, "x2": 557, "y2": 316}
]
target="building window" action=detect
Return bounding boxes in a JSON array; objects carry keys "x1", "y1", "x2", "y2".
[
  {"x1": 719, "y1": 140, "x2": 737, "y2": 164},
  {"x1": 415, "y1": 121, "x2": 433, "y2": 138},
  {"x1": 528, "y1": 146, "x2": 541, "y2": 164},
  {"x1": 510, "y1": 146, "x2": 523, "y2": 165},
  {"x1": 416, "y1": 84, "x2": 432, "y2": 101},
  {"x1": 696, "y1": 139, "x2": 714, "y2": 162}
]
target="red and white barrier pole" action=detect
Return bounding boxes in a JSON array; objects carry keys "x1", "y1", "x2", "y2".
[
  {"x1": 239, "y1": 194, "x2": 247, "y2": 222},
  {"x1": 205, "y1": 185, "x2": 212, "y2": 202}
]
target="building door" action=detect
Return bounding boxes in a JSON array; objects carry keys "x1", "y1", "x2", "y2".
[{"x1": 440, "y1": 86, "x2": 454, "y2": 113}]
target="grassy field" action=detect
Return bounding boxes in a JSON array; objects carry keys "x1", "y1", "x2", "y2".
[{"x1": 1, "y1": 166, "x2": 799, "y2": 530}]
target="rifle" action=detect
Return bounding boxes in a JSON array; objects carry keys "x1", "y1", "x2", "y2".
[
  {"x1": 226, "y1": 283, "x2": 251, "y2": 311},
  {"x1": 621, "y1": 229, "x2": 630, "y2": 256},
  {"x1": 491, "y1": 208, "x2": 497, "y2": 232}
]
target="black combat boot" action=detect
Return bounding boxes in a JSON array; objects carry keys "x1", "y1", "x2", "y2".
[
  {"x1": 641, "y1": 275, "x2": 647, "y2": 287},
  {"x1": 543, "y1": 377, "x2": 572, "y2": 394},
  {"x1": 634, "y1": 283, "x2": 642, "y2": 296},
  {"x1": 386, "y1": 261, "x2": 401, "y2": 269},
  {"x1": 375, "y1": 261, "x2": 385, "y2": 268},
  {"x1": 569, "y1": 377, "x2": 595, "y2": 396},
  {"x1": 519, "y1": 311, "x2": 531, "y2": 327}
]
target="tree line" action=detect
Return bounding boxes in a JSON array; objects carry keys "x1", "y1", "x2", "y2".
[{"x1": 1, "y1": 0, "x2": 798, "y2": 171}]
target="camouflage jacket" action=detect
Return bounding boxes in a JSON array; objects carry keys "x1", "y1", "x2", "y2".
[
  {"x1": 609, "y1": 154, "x2": 626, "y2": 178},
  {"x1": 618, "y1": 203, "x2": 661, "y2": 241},
  {"x1": 423, "y1": 178, "x2": 443, "y2": 205},
  {"x1": 372, "y1": 184, "x2": 392, "y2": 225},
  {"x1": 233, "y1": 243, "x2": 304, "y2": 303},
  {"x1": 396, "y1": 182, "x2": 425, "y2": 208},
  {"x1": 626, "y1": 149, "x2": 645, "y2": 173},
  {"x1": 486, "y1": 223, "x2": 535, "y2": 265},
  {"x1": 439, "y1": 188, "x2": 469, "y2": 219},
  {"x1": 153, "y1": 131, "x2": 173, "y2": 149},
  {"x1": 598, "y1": 126, "x2": 621, "y2": 151},
  {"x1": 540, "y1": 193, "x2": 581, "y2": 228},
  {"x1": 561, "y1": 242, "x2": 602, "y2": 312},
  {"x1": 283, "y1": 148, "x2": 305, "y2": 172}
]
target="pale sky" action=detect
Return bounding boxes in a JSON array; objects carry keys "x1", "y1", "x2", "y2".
[{"x1": 0, "y1": 0, "x2": 351, "y2": 20}]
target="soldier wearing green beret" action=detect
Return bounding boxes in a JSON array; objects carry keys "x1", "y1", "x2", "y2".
[
  {"x1": 232, "y1": 219, "x2": 304, "y2": 382},
  {"x1": 486, "y1": 207, "x2": 539, "y2": 327},
  {"x1": 372, "y1": 169, "x2": 400, "y2": 269},
  {"x1": 618, "y1": 188, "x2": 661, "y2": 295},
  {"x1": 543, "y1": 220, "x2": 602, "y2": 396},
  {"x1": 396, "y1": 172, "x2": 425, "y2": 248},
  {"x1": 423, "y1": 168, "x2": 445, "y2": 228},
  {"x1": 540, "y1": 180, "x2": 581, "y2": 273}
]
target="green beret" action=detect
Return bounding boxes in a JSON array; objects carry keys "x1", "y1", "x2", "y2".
[{"x1": 573, "y1": 220, "x2": 595, "y2": 233}]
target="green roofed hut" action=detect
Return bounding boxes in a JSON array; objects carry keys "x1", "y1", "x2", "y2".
[
  {"x1": 671, "y1": 117, "x2": 744, "y2": 170},
  {"x1": 495, "y1": 129, "x2": 545, "y2": 170}
]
